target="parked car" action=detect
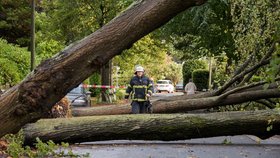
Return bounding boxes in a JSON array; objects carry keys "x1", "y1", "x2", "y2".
[
  {"x1": 66, "y1": 85, "x2": 91, "y2": 107},
  {"x1": 156, "y1": 80, "x2": 174, "y2": 93},
  {"x1": 175, "y1": 81, "x2": 184, "y2": 92}
]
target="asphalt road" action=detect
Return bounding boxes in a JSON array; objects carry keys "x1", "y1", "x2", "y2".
[
  {"x1": 68, "y1": 92, "x2": 280, "y2": 158},
  {"x1": 69, "y1": 135, "x2": 280, "y2": 158},
  {"x1": 151, "y1": 91, "x2": 184, "y2": 101}
]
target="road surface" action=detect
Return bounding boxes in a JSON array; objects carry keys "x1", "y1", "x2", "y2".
[
  {"x1": 68, "y1": 135, "x2": 280, "y2": 158},
  {"x1": 68, "y1": 92, "x2": 280, "y2": 158},
  {"x1": 151, "y1": 91, "x2": 184, "y2": 102}
]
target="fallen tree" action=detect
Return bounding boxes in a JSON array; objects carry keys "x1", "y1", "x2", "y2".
[
  {"x1": 1, "y1": 0, "x2": 279, "y2": 144},
  {"x1": 71, "y1": 42, "x2": 280, "y2": 116},
  {"x1": 0, "y1": 0, "x2": 207, "y2": 138},
  {"x1": 23, "y1": 110, "x2": 280, "y2": 145},
  {"x1": 73, "y1": 87, "x2": 280, "y2": 116}
]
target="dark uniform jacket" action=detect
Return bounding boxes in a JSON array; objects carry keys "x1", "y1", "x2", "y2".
[{"x1": 125, "y1": 75, "x2": 153, "y2": 101}]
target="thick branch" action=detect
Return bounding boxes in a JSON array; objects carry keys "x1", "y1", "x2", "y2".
[
  {"x1": 72, "y1": 88, "x2": 280, "y2": 116},
  {"x1": 215, "y1": 58, "x2": 271, "y2": 95},
  {"x1": 254, "y1": 100, "x2": 275, "y2": 109},
  {"x1": 218, "y1": 80, "x2": 280, "y2": 100},
  {"x1": 232, "y1": 54, "x2": 254, "y2": 77},
  {"x1": 238, "y1": 69, "x2": 258, "y2": 86}
]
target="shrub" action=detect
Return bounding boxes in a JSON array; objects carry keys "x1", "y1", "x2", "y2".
[
  {"x1": 192, "y1": 69, "x2": 209, "y2": 91},
  {"x1": 115, "y1": 89, "x2": 125, "y2": 101},
  {"x1": 182, "y1": 60, "x2": 207, "y2": 87},
  {"x1": 36, "y1": 39, "x2": 65, "y2": 61},
  {"x1": 4, "y1": 131, "x2": 89, "y2": 157},
  {"x1": 0, "y1": 38, "x2": 30, "y2": 86},
  {"x1": 89, "y1": 72, "x2": 101, "y2": 97}
]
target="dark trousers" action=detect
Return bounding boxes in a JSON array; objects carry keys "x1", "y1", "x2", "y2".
[{"x1": 131, "y1": 101, "x2": 152, "y2": 114}]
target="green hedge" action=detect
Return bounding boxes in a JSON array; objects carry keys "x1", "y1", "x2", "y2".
[
  {"x1": 182, "y1": 60, "x2": 207, "y2": 87},
  {"x1": 89, "y1": 72, "x2": 101, "y2": 97},
  {"x1": 192, "y1": 69, "x2": 209, "y2": 91},
  {"x1": 0, "y1": 38, "x2": 30, "y2": 86}
]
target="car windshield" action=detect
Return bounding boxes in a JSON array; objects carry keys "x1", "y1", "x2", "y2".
[
  {"x1": 70, "y1": 87, "x2": 82, "y2": 94},
  {"x1": 157, "y1": 81, "x2": 169, "y2": 84}
]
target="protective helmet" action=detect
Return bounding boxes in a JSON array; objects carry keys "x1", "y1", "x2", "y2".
[{"x1": 134, "y1": 66, "x2": 144, "y2": 74}]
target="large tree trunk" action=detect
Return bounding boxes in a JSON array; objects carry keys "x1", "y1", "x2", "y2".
[
  {"x1": 23, "y1": 110, "x2": 280, "y2": 145},
  {"x1": 101, "y1": 60, "x2": 112, "y2": 102},
  {"x1": 0, "y1": 0, "x2": 206, "y2": 138},
  {"x1": 72, "y1": 88, "x2": 280, "y2": 116}
]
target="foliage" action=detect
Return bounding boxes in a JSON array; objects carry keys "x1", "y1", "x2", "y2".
[
  {"x1": 231, "y1": 0, "x2": 280, "y2": 81},
  {"x1": 115, "y1": 89, "x2": 125, "y2": 101},
  {"x1": 4, "y1": 131, "x2": 89, "y2": 157},
  {"x1": 36, "y1": 0, "x2": 135, "y2": 84},
  {"x1": 192, "y1": 69, "x2": 209, "y2": 91},
  {"x1": 158, "y1": 0, "x2": 236, "y2": 61},
  {"x1": 222, "y1": 138, "x2": 232, "y2": 145},
  {"x1": 161, "y1": 61, "x2": 182, "y2": 84},
  {"x1": 159, "y1": 0, "x2": 280, "y2": 92},
  {"x1": 214, "y1": 100, "x2": 278, "y2": 112},
  {"x1": 38, "y1": 0, "x2": 133, "y2": 45},
  {"x1": 35, "y1": 0, "x2": 182, "y2": 88},
  {"x1": 0, "y1": 38, "x2": 30, "y2": 86},
  {"x1": 113, "y1": 34, "x2": 179, "y2": 85},
  {"x1": 182, "y1": 60, "x2": 207, "y2": 86},
  {"x1": 267, "y1": 42, "x2": 280, "y2": 82},
  {"x1": 89, "y1": 72, "x2": 101, "y2": 97},
  {"x1": 36, "y1": 32, "x2": 65, "y2": 62},
  {"x1": 211, "y1": 54, "x2": 230, "y2": 89},
  {"x1": 156, "y1": 0, "x2": 242, "y2": 91},
  {"x1": 0, "y1": 0, "x2": 32, "y2": 46}
]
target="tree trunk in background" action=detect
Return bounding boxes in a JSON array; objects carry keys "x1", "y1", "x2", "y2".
[
  {"x1": 23, "y1": 110, "x2": 280, "y2": 145},
  {"x1": 101, "y1": 60, "x2": 112, "y2": 101},
  {"x1": 0, "y1": 0, "x2": 207, "y2": 138}
]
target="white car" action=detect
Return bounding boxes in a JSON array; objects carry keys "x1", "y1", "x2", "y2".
[{"x1": 156, "y1": 80, "x2": 174, "y2": 93}]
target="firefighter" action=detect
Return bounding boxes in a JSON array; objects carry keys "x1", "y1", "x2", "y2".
[{"x1": 125, "y1": 66, "x2": 153, "y2": 114}]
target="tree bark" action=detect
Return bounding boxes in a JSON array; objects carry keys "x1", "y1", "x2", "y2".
[
  {"x1": 0, "y1": 0, "x2": 207, "y2": 138},
  {"x1": 23, "y1": 110, "x2": 280, "y2": 145},
  {"x1": 72, "y1": 88, "x2": 280, "y2": 116},
  {"x1": 101, "y1": 60, "x2": 112, "y2": 102}
]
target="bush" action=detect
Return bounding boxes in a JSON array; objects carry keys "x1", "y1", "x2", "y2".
[
  {"x1": 4, "y1": 131, "x2": 89, "y2": 157},
  {"x1": 0, "y1": 38, "x2": 30, "y2": 86},
  {"x1": 36, "y1": 39, "x2": 65, "y2": 61},
  {"x1": 89, "y1": 72, "x2": 101, "y2": 97},
  {"x1": 182, "y1": 60, "x2": 207, "y2": 87},
  {"x1": 192, "y1": 69, "x2": 209, "y2": 91},
  {"x1": 115, "y1": 89, "x2": 125, "y2": 101},
  {"x1": 0, "y1": 58, "x2": 21, "y2": 86}
]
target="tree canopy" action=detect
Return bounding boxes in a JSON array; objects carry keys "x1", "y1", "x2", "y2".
[{"x1": 0, "y1": 0, "x2": 32, "y2": 47}]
